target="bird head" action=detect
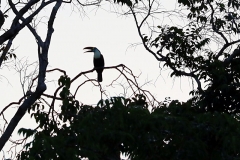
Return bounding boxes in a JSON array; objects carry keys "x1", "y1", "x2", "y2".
[
  {"x1": 83, "y1": 47, "x2": 101, "y2": 58},
  {"x1": 83, "y1": 47, "x2": 96, "y2": 53}
]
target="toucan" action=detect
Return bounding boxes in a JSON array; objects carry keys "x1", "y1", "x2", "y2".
[{"x1": 84, "y1": 47, "x2": 105, "y2": 82}]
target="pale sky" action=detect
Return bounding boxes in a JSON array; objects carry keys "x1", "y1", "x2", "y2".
[{"x1": 0, "y1": 0, "x2": 194, "y2": 158}]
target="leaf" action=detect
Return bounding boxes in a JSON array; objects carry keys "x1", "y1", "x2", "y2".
[{"x1": 143, "y1": 35, "x2": 148, "y2": 43}]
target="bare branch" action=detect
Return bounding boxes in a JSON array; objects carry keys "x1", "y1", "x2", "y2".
[
  {"x1": 130, "y1": 6, "x2": 165, "y2": 61},
  {"x1": 0, "y1": 0, "x2": 63, "y2": 150}
]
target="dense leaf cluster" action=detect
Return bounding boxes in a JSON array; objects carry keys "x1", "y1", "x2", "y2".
[
  {"x1": 18, "y1": 77, "x2": 240, "y2": 159},
  {"x1": 148, "y1": 0, "x2": 240, "y2": 113}
]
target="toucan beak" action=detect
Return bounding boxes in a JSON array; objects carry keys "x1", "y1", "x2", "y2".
[{"x1": 83, "y1": 47, "x2": 94, "y2": 53}]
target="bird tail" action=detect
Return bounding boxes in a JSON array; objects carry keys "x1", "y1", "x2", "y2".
[{"x1": 97, "y1": 72, "x2": 103, "y2": 82}]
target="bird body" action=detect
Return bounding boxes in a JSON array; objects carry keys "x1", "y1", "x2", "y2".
[
  {"x1": 84, "y1": 47, "x2": 105, "y2": 82},
  {"x1": 93, "y1": 53, "x2": 104, "y2": 82}
]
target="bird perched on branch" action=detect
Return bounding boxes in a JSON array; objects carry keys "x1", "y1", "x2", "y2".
[{"x1": 84, "y1": 47, "x2": 105, "y2": 82}]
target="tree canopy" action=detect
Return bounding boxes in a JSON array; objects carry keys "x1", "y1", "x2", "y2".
[{"x1": 18, "y1": 90, "x2": 240, "y2": 159}]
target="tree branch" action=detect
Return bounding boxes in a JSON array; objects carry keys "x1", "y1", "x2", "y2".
[
  {"x1": 207, "y1": 0, "x2": 228, "y2": 44},
  {"x1": 0, "y1": 0, "x2": 62, "y2": 150},
  {"x1": 0, "y1": 36, "x2": 14, "y2": 66}
]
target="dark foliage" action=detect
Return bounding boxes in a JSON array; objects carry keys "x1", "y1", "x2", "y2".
[{"x1": 17, "y1": 76, "x2": 240, "y2": 159}]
